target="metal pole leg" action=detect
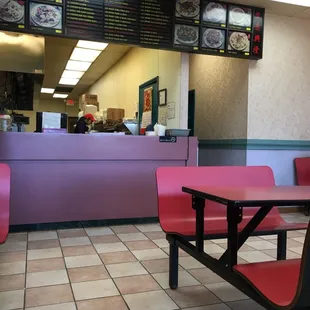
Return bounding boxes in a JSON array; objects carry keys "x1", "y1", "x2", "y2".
[
  {"x1": 169, "y1": 240, "x2": 179, "y2": 289},
  {"x1": 277, "y1": 231, "x2": 287, "y2": 260}
]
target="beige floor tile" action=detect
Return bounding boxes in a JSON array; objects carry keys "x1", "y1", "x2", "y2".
[
  {"x1": 189, "y1": 268, "x2": 224, "y2": 285},
  {"x1": 0, "y1": 274, "x2": 25, "y2": 292},
  {"x1": 6, "y1": 233, "x2": 27, "y2": 243},
  {"x1": 100, "y1": 251, "x2": 137, "y2": 264},
  {"x1": 0, "y1": 241, "x2": 27, "y2": 253},
  {"x1": 144, "y1": 231, "x2": 166, "y2": 240},
  {"x1": 153, "y1": 270, "x2": 200, "y2": 289},
  {"x1": 28, "y1": 231, "x2": 58, "y2": 241},
  {"x1": 259, "y1": 234, "x2": 278, "y2": 240},
  {"x1": 238, "y1": 251, "x2": 275, "y2": 263},
  {"x1": 290, "y1": 247, "x2": 303, "y2": 255},
  {"x1": 292, "y1": 236, "x2": 305, "y2": 243},
  {"x1": 111, "y1": 225, "x2": 140, "y2": 234},
  {"x1": 269, "y1": 238, "x2": 303, "y2": 248},
  {"x1": 26, "y1": 302, "x2": 76, "y2": 310},
  {"x1": 106, "y1": 261, "x2": 148, "y2": 278},
  {"x1": 124, "y1": 290, "x2": 178, "y2": 310},
  {"x1": 85, "y1": 227, "x2": 114, "y2": 236},
  {"x1": 0, "y1": 251, "x2": 26, "y2": 263},
  {"x1": 0, "y1": 289, "x2": 24, "y2": 310},
  {"x1": 245, "y1": 240, "x2": 277, "y2": 250},
  {"x1": 227, "y1": 299, "x2": 265, "y2": 310},
  {"x1": 153, "y1": 239, "x2": 169, "y2": 248},
  {"x1": 287, "y1": 230, "x2": 305, "y2": 238},
  {"x1": 117, "y1": 233, "x2": 148, "y2": 242},
  {"x1": 206, "y1": 282, "x2": 248, "y2": 302},
  {"x1": 132, "y1": 248, "x2": 168, "y2": 260},
  {"x1": 262, "y1": 249, "x2": 301, "y2": 259},
  {"x1": 135, "y1": 224, "x2": 162, "y2": 232},
  {"x1": 210, "y1": 239, "x2": 227, "y2": 244},
  {"x1": 27, "y1": 258, "x2": 65, "y2": 273},
  {"x1": 218, "y1": 243, "x2": 255, "y2": 252},
  {"x1": 125, "y1": 240, "x2": 157, "y2": 251},
  {"x1": 89, "y1": 235, "x2": 120, "y2": 244},
  {"x1": 28, "y1": 240, "x2": 60, "y2": 250},
  {"x1": 65, "y1": 254, "x2": 102, "y2": 268},
  {"x1": 115, "y1": 274, "x2": 160, "y2": 294},
  {"x1": 204, "y1": 244, "x2": 225, "y2": 254},
  {"x1": 25, "y1": 284, "x2": 73, "y2": 308},
  {"x1": 183, "y1": 305, "x2": 231, "y2": 310},
  {"x1": 57, "y1": 229, "x2": 87, "y2": 238},
  {"x1": 142, "y1": 258, "x2": 183, "y2": 273},
  {"x1": 26, "y1": 270, "x2": 69, "y2": 288},
  {"x1": 94, "y1": 242, "x2": 128, "y2": 254},
  {"x1": 71, "y1": 279, "x2": 119, "y2": 301},
  {"x1": 68, "y1": 265, "x2": 109, "y2": 283},
  {"x1": 28, "y1": 248, "x2": 62, "y2": 261},
  {"x1": 0, "y1": 261, "x2": 26, "y2": 276},
  {"x1": 62, "y1": 245, "x2": 96, "y2": 257},
  {"x1": 59, "y1": 237, "x2": 91, "y2": 247},
  {"x1": 166, "y1": 285, "x2": 220, "y2": 308},
  {"x1": 76, "y1": 296, "x2": 128, "y2": 310},
  {"x1": 162, "y1": 247, "x2": 190, "y2": 257},
  {"x1": 179, "y1": 256, "x2": 205, "y2": 270}
]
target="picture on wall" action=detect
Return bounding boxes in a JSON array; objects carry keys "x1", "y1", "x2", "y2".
[{"x1": 143, "y1": 86, "x2": 153, "y2": 112}]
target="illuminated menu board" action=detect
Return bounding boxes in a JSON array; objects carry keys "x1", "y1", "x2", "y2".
[{"x1": 0, "y1": 0, "x2": 265, "y2": 60}]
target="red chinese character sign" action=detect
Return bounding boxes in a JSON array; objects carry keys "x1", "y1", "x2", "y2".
[{"x1": 252, "y1": 7, "x2": 265, "y2": 59}]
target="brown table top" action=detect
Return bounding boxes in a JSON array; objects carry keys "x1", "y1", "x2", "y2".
[{"x1": 182, "y1": 186, "x2": 310, "y2": 207}]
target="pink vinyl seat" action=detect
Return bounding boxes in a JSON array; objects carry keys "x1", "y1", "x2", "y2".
[{"x1": 0, "y1": 164, "x2": 10, "y2": 244}]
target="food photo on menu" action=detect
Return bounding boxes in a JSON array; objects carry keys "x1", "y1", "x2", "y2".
[
  {"x1": 228, "y1": 5, "x2": 252, "y2": 28},
  {"x1": 29, "y1": 2, "x2": 62, "y2": 30},
  {"x1": 228, "y1": 31, "x2": 250, "y2": 53},
  {"x1": 174, "y1": 24, "x2": 199, "y2": 47},
  {"x1": 201, "y1": 28, "x2": 225, "y2": 50},
  {"x1": 0, "y1": 0, "x2": 25, "y2": 25},
  {"x1": 202, "y1": 1, "x2": 227, "y2": 25},
  {"x1": 175, "y1": 0, "x2": 200, "y2": 21}
]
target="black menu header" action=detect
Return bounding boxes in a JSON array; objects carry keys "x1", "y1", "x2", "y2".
[{"x1": 0, "y1": 0, "x2": 265, "y2": 60}]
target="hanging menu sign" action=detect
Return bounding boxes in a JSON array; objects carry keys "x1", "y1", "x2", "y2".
[
  {"x1": 103, "y1": 0, "x2": 140, "y2": 44},
  {"x1": 140, "y1": 0, "x2": 173, "y2": 48},
  {"x1": 0, "y1": 0, "x2": 25, "y2": 30},
  {"x1": 66, "y1": 0, "x2": 103, "y2": 39}
]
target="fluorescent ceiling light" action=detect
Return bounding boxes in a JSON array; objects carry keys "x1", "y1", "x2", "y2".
[
  {"x1": 62, "y1": 70, "x2": 84, "y2": 79},
  {"x1": 70, "y1": 47, "x2": 101, "y2": 62},
  {"x1": 59, "y1": 77, "x2": 79, "y2": 86},
  {"x1": 53, "y1": 93, "x2": 68, "y2": 98},
  {"x1": 77, "y1": 40, "x2": 108, "y2": 51},
  {"x1": 66, "y1": 60, "x2": 91, "y2": 71},
  {"x1": 41, "y1": 88, "x2": 54, "y2": 94},
  {"x1": 271, "y1": 0, "x2": 310, "y2": 6}
]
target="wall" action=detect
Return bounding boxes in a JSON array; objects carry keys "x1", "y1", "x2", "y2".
[
  {"x1": 15, "y1": 99, "x2": 79, "y2": 132},
  {"x1": 189, "y1": 54, "x2": 249, "y2": 140},
  {"x1": 248, "y1": 14, "x2": 310, "y2": 140},
  {"x1": 87, "y1": 47, "x2": 184, "y2": 128}
]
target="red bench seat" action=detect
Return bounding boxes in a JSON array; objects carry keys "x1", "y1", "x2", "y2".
[
  {"x1": 0, "y1": 164, "x2": 10, "y2": 244},
  {"x1": 234, "y1": 259, "x2": 300, "y2": 307},
  {"x1": 294, "y1": 158, "x2": 310, "y2": 186}
]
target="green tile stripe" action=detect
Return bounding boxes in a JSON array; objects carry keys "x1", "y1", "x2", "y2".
[{"x1": 199, "y1": 139, "x2": 310, "y2": 150}]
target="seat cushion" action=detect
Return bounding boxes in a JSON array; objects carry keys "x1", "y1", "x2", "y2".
[{"x1": 234, "y1": 259, "x2": 300, "y2": 307}]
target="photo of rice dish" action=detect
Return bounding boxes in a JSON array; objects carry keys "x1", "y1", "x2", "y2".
[
  {"x1": 176, "y1": 0, "x2": 200, "y2": 19},
  {"x1": 0, "y1": 0, "x2": 24, "y2": 23},
  {"x1": 202, "y1": 28, "x2": 225, "y2": 49},
  {"x1": 174, "y1": 24, "x2": 199, "y2": 46},
  {"x1": 30, "y1": 3, "x2": 62, "y2": 29},
  {"x1": 228, "y1": 31, "x2": 250, "y2": 52}
]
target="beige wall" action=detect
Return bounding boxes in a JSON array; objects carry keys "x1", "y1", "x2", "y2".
[
  {"x1": 189, "y1": 54, "x2": 249, "y2": 139},
  {"x1": 15, "y1": 99, "x2": 79, "y2": 132},
  {"x1": 248, "y1": 14, "x2": 310, "y2": 140},
  {"x1": 87, "y1": 47, "x2": 184, "y2": 128}
]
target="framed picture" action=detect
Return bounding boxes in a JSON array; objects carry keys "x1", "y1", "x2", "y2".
[{"x1": 159, "y1": 89, "x2": 167, "y2": 106}]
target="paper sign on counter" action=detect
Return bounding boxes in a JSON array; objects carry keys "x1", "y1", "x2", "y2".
[
  {"x1": 42, "y1": 112, "x2": 61, "y2": 129},
  {"x1": 141, "y1": 111, "x2": 152, "y2": 128}
]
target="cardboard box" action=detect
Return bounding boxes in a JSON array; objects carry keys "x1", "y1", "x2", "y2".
[
  {"x1": 83, "y1": 102, "x2": 99, "y2": 114},
  {"x1": 82, "y1": 94, "x2": 98, "y2": 103},
  {"x1": 107, "y1": 108, "x2": 125, "y2": 121}
]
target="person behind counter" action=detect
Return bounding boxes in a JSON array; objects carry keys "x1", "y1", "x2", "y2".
[{"x1": 74, "y1": 113, "x2": 95, "y2": 134}]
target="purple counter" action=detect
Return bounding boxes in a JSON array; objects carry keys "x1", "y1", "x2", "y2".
[{"x1": 0, "y1": 133, "x2": 198, "y2": 225}]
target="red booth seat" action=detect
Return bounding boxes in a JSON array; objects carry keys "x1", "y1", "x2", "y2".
[
  {"x1": 295, "y1": 157, "x2": 310, "y2": 186},
  {"x1": 0, "y1": 164, "x2": 10, "y2": 244}
]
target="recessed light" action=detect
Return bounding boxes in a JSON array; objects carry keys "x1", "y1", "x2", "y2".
[
  {"x1": 59, "y1": 77, "x2": 79, "y2": 86},
  {"x1": 62, "y1": 70, "x2": 84, "y2": 79},
  {"x1": 53, "y1": 93, "x2": 68, "y2": 98},
  {"x1": 70, "y1": 47, "x2": 101, "y2": 62},
  {"x1": 77, "y1": 40, "x2": 109, "y2": 51},
  {"x1": 66, "y1": 60, "x2": 91, "y2": 71},
  {"x1": 41, "y1": 88, "x2": 55, "y2": 94},
  {"x1": 271, "y1": 0, "x2": 310, "y2": 6}
]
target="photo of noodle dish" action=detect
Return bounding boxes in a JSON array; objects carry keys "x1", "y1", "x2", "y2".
[
  {"x1": 203, "y1": 2, "x2": 226, "y2": 24},
  {"x1": 228, "y1": 5, "x2": 252, "y2": 27},
  {"x1": 175, "y1": 0, "x2": 200, "y2": 19},
  {"x1": 0, "y1": 0, "x2": 24, "y2": 23},
  {"x1": 228, "y1": 31, "x2": 250, "y2": 52},
  {"x1": 202, "y1": 28, "x2": 225, "y2": 49},
  {"x1": 174, "y1": 24, "x2": 199, "y2": 46},
  {"x1": 30, "y1": 2, "x2": 62, "y2": 29}
]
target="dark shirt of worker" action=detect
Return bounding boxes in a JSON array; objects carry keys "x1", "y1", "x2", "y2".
[{"x1": 74, "y1": 114, "x2": 95, "y2": 134}]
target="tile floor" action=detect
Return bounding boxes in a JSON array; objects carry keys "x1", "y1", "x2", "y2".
[{"x1": 0, "y1": 212, "x2": 308, "y2": 310}]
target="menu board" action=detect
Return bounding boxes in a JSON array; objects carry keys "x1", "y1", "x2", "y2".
[
  {"x1": 0, "y1": 0, "x2": 265, "y2": 60},
  {"x1": 66, "y1": 0, "x2": 103, "y2": 39}
]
